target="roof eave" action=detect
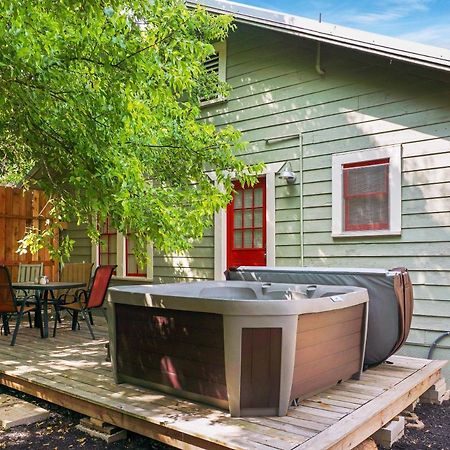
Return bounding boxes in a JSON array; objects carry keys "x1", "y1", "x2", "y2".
[{"x1": 187, "y1": 0, "x2": 450, "y2": 73}]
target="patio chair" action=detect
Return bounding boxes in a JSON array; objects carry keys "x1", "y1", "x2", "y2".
[
  {"x1": 17, "y1": 262, "x2": 44, "y2": 284},
  {"x1": 52, "y1": 265, "x2": 116, "y2": 339},
  {"x1": 16, "y1": 262, "x2": 43, "y2": 328},
  {"x1": 54, "y1": 262, "x2": 94, "y2": 306},
  {"x1": 0, "y1": 265, "x2": 37, "y2": 346},
  {"x1": 53, "y1": 262, "x2": 94, "y2": 326}
]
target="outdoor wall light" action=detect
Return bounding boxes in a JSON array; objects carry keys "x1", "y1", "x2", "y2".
[{"x1": 278, "y1": 162, "x2": 296, "y2": 184}]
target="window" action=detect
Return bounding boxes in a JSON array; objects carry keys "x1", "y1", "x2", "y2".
[
  {"x1": 200, "y1": 41, "x2": 227, "y2": 106},
  {"x1": 98, "y1": 219, "x2": 117, "y2": 266},
  {"x1": 332, "y1": 146, "x2": 401, "y2": 237},
  {"x1": 125, "y1": 235, "x2": 147, "y2": 277},
  {"x1": 343, "y1": 159, "x2": 389, "y2": 231},
  {"x1": 94, "y1": 221, "x2": 152, "y2": 280}
]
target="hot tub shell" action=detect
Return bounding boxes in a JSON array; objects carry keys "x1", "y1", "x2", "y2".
[
  {"x1": 227, "y1": 267, "x2": 414, "y2": 367},
  {"x1": 107, "y1": 281, "x2": 369, "y2": 417}
]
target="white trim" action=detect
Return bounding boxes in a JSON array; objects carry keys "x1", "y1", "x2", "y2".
[
  {"x1": 214, "y1": 209, "x2": 227, "y2": 280},
  {"x1": 116, "y1": 232, "x2": 125, "y2": 277},
  {"x1": 332, "y1": 145, "x2": 402, "y2": 237},
  {"x1": 215, "y1": 41, "x2": 227, "y2": 82},
  {"x1": 214, "y1": 161, "x2": 284, "y2": 280}
]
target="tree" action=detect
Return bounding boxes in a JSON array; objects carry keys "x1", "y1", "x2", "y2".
[{"x1": 0, "y1": 0, "x2": 262, "y2": 263}]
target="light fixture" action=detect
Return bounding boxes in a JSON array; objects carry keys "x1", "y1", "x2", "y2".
[{"x1": 279, "y1": 162, "x2": 296, "y2": 184}]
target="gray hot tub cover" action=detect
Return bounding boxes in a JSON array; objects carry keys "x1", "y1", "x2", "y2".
[{"x1": 226, "y1": 266, "x2": 413, "y2": 367}]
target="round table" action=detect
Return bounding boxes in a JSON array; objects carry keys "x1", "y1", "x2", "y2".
[{"x1": 13, "y1": 281, "x2": 85, "y2": 338}]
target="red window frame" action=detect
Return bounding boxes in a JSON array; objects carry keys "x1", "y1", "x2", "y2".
[
  {"x1": 343, "y1": 158, "x2": 390, "y2": 231},
  {"x1": 98, "y1": 218, "x2": 117, "y2": 266},
  {"x1": 125, "y1": 235, "x2": 147, "y2": 277}
]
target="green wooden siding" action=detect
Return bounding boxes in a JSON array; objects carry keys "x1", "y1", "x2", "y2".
[
  {"x1": 209, "y1": 24, "x2": 449, "y2": 377},
  {"x1": 61, "y1": 222, "x2": 91, "y2": 263},
  {"x1": 66, "y1": 23, "x2": 450, "y2": 378}
]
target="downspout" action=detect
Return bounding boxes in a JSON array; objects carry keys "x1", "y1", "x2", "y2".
[
  {"x1": 315, "y1": 14, "x2": 326, "y2": 76},
  {"x1": 299, "y1": 133, "x2": 304, "y2": 266},
  {"x1": 265, "y1": 134, "x2": 304, "y2": 266},
  {"x1": 315, "y1": 42, "x2": 326, "y2": 76}
]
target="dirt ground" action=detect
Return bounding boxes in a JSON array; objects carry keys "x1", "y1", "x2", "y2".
[
  {"x1": 0, "y1": 385, "x2": 448, "y2": 449},
  {"x1": 392, "y1": 399, "x2": 449, "y2": 450},
  {"x1": 0, "y1": 385, "x2": 173, "y2": 449}
]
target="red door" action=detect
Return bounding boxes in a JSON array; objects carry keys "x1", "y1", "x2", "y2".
[{"x1": 227, "y1": 178, "x2": 266, "y2": 269}]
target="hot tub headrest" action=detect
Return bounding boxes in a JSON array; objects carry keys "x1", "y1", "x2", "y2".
[{"x1": 226, "y1": 266, "x2": 413, "y2": 367}]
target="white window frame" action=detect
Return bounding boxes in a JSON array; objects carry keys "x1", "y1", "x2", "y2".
[
  {"x1": 200, "y1": 41, "x2": 227, "y2": 107},
  {"x1": 92, "y1": 233, "x2": 153, "y2": 282},
  {"x1": 332, "y1": 145, "x2": 402, "y2": 237},
  {"x1": 212, "y1": 161, "x2": 284, "y2": 280}
]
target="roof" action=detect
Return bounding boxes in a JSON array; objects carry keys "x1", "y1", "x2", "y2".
[{"x1": 187, "y1": 0, "x2": 450, "y2": 73}]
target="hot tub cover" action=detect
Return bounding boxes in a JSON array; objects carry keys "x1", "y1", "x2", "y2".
[{"x1": 226, "y1": 266, "x2": 413, "y2": 367}]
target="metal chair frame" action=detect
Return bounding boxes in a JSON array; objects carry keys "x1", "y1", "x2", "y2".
[
  {"x1": 53, "y1": 265, "x2": 116, "y2": 340},
  {"x1": 0, "y1": 265, "x2": 37, "y2": 346}
]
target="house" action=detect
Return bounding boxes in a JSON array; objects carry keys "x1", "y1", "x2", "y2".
[{"x1": 65, "y1": 0, "x2": 450, "y2": 379}]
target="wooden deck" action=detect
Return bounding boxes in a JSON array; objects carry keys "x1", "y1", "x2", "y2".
[{"x1": 0, "y1": 317, "x2": 446, "y2": 450}]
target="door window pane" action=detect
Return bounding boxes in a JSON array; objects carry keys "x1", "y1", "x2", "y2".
[
  {"x1": 234, "y1": 211, "x2": 242, "y2": 228},
  {"x1": 254, "y1": 230, "x2": 263, "y2": 248},
  {"x1": 254, "y1": 208, "x2": 263, "y2": 227},
  {"x1": 243, "y1": 230, "x2": 253, "y2": 248},
  {"x1": 234, "y1": 191, "x2": 243, "y2": 208},
  {"x1": 234, "y1": 230, "x2": 242, "y2": 248},
  {"x1": 244, "y1": 190, "x2": 253, "y2": 208},
  {"x1": 254, "y1": 188, "x2": 263, "y2": 207},
  {"x1": 243, "y1": 210, "x2": 253, "y2": 228}
]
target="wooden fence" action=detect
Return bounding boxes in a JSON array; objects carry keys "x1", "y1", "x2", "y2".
[{"x1": 0, "y1": 186, "x2": 58, "y2": 281}]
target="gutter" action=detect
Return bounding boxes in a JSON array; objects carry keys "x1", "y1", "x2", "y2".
[{"x1": 187, "y1": 0, "x2": 450, "y2": 73}]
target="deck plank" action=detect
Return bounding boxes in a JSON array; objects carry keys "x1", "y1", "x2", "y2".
[
  {"x1": 297, "y1": 359, "x2": 447, "y2": 450},
  {"x1": 0, "y1": 317, "x2": 446, "y2": 450}
]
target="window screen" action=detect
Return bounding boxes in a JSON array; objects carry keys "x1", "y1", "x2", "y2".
[{"x1": 343, "y1": 159, "x2": 389, "y2": 231}]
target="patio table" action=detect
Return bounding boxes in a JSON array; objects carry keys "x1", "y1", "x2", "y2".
[{"x1": 13, "y1": 281, "x2": 85, "y2": 339}]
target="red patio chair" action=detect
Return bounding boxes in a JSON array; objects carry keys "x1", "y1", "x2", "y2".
[
  {"x1": 0, "y1": 265, "x2": 37, "y2": 346},
  {"x1": 52, "y1": 265, "x2": 116, "y2": 339}
]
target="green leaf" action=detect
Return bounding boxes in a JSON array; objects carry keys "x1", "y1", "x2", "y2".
[{"x1": 0, "y1": 0, "x2": 261, "y2": 263}]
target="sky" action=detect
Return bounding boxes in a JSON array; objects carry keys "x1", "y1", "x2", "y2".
[{"x1": 240, "y1": 0, "x2": 450, "y2": 49}]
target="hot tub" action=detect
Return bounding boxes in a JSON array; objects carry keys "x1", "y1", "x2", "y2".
[{"x1": 107, "y1": 281, "x2": 369, "y2": 416}]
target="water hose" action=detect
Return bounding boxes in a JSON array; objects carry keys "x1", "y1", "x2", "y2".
[{"x1": 427, "y1": 331, "x2": 450, "y2": 359}]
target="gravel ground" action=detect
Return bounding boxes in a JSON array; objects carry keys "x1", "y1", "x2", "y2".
[{"x1": 0, "y1": 385, "x2": 448, "y2": 449}]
